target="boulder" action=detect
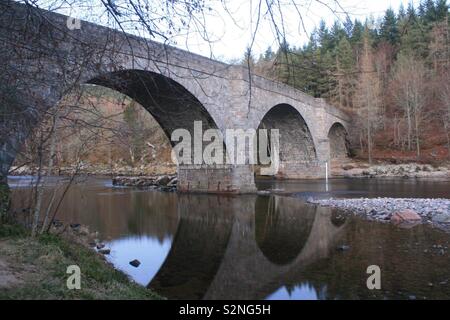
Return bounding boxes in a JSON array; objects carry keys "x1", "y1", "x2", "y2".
[
  {"x1": 98, "y1": 248, "x2": 111, "y2": 255},
  {"x1": 96, "y1": 243, "x2": 105, "y2": 250},
  {"x1": 167, "y1": 177, "x2": 178, "y2": 186},
  {"x1": 155, "y1": 175, "x2": 171, "y2": 186},
  {"x1": 391, "y1": 209, "x2": 421, "y2": 226},
  {"x1": 129, "y1": 259, "x2": 141, "y2": 268}
]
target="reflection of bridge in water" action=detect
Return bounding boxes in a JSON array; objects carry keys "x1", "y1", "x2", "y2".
[{"x1": 148, "y1": 194, "x2": 347, "y2": 299}]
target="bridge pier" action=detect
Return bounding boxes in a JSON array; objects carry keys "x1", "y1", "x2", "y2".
[
  {"x1": 275, "y1": 161, "x2": 324, "y2": 179},
  {"x1": 177, "y1": 164, "x2": 257, "y2": 194}
]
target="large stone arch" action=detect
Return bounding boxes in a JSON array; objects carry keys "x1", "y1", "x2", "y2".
[
  {"x1": 327, "y1": 122, "x2": 349, "y2": 163},
  {"x1": 87, "y1": 69, "x2": 221, "y2": 149},
  {"x1": 256, "y1": 104, "x2": 319, "y2": 179}
]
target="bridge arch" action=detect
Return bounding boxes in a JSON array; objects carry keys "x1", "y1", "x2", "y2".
[
  {"x1": 327, "y1": 122, "x2": 349, "y2": 162},
  {"x1": 256, "y1": 104, "x2": 318, "y2": 179},
  {"x1": 87, "y1": 69, "x2": 221, "y2": 149}
]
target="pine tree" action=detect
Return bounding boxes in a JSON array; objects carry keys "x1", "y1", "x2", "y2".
[
  {"x1": 435, "y1": 0, "x2": 449, "y2": 20},
  {"x1": 423, "y1": 0, "x2": 437, "y2": 23},
  {"x1": 400, "y1": 4, "x2": 429, "y2": 59},
  {"x1": 380, "y1": 8, "x2": 400, "y2": 45},
  {"x1": 263, "y1": 47, "x2": 274, "y2": 61},
  {"x1": 318, "y1": 20, "x2": 333, "y2": 53},
  {"x1": 343, "y1": 16, "x2": 354, "y2": 37},
  {"x1": 398, "y1": 3, "x2": 406, "y2": 20},
  {"x1": 333, "y1": 36, "x2": 355, "y2": 109}
]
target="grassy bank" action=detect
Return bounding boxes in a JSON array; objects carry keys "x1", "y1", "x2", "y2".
[{"x1": 0, "y1": 223, "x2": 163, "y2": 300}]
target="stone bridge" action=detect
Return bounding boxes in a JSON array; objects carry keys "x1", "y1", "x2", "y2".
[{"x1": 0, "y1": 1, "x2": 350, "y2": 193}]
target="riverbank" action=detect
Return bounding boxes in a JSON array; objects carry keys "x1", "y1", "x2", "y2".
[
  {"x1": 9, "y1": 162, "x2": 450, "y2": 184},
  {"x1": 309, "y1": 197, "x2": 450, "y2": 231},
  {"x1": 0, "y1": 223, "x2": 163, "y2": 299},
  {"x1": 332, "y1": 161, "x2": 450, "y2": 179},
  {"x1": 8, "y1": 164, "x2": 177, "y2": 177}
]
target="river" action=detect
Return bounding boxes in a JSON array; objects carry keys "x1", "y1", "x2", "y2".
[{"x1": 8, "y1": 175, "x2": 450, "y2": 299}]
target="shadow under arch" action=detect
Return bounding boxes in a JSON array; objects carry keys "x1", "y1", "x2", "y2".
[
  {"x1": 255, "y1": 196, "x2": 317, "y2": 266},
  {"x1": 257, "y1": 104, "x2": 318, "y2": 179},
  {"x1": 9, "y1": 69, "x2": 224, "y2": 177},
  {"x1": 87, "y1": 69, "x2": 221, "y2": 148},
  {"x1": 328, "y1": 122, "x2": 350, "y2": 161}
]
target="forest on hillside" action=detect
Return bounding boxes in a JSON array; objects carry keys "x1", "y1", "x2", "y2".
[{"x1": 249, "y1": 0, "x2": 450, "y2": 164}]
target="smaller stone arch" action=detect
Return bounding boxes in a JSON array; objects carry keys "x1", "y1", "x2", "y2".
[
  {"x1": 328, "y1": 122, "x2": 349, "y2": 163},
  {"x1": 257, "y1": 104, "x2": 320, "y2": 179}
]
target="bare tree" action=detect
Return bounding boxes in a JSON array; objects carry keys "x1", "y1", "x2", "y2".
[
  {"x1": 439, "y1": 73, "x2": 450, "y2": 159},
  {"x1": 391, "y1": 53, "x2": 428, "y2": 157},
  {"x1": 353, "y1": 29, "x2": 382, "y2": 164}
]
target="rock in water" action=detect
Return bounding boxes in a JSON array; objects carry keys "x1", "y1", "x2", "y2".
[
  {"x1": 167, "y1": 177, "x2": 178, "y2": 186},
  {"x1": 98, "y1": 248, "x2": 111, "y2": 255},
  {"x1": 155, "y1": 175, "x2": 171, "y2": 186},
  {"x1": 129, "y1": 259, "x2": 141, "y2": 268},
  {"x1": 391, "y1": 209, "x2": 421, "y2": 227}
]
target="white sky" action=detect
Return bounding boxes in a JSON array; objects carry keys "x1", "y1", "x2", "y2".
[
  {"x1": 52, "y1": 0, "x2": 423, "y2": 62},
  {"x1": 178, "y1": 0, "x2": 423, "y2": 62}
]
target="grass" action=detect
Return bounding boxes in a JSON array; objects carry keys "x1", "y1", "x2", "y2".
[{"x1": 0, "y1": 223, "x2": 164, "y2": 300}]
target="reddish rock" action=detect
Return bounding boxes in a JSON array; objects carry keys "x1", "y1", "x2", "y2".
[{"x1": 391, "y1": 209, "x2": 421, "y2": 225}]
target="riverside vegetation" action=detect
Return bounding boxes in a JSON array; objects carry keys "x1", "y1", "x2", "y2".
[{"x1": 0, "y1": 222, "x2": 163, "y2": 299}]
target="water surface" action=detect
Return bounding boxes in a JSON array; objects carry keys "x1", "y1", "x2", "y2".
[{"x1": 9, "y1": 176, "x2": 450, "y2": 299}]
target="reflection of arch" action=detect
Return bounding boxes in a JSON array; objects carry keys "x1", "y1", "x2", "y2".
[
  {"x1": 255, "y1": 196, "x2": 316, "y2": 265},
  {"x1": 328, "y1": 122, "x2": 349, "y2": 161},
  {"x1": 147, "y1": 195, "x2": 234, "y2": 299},
  {"x1": 257, "y1": 104, "x2": 318, "y2": 178},
  {"x1": 88, "y1": 69, "x2": 220, "y2": 148}
]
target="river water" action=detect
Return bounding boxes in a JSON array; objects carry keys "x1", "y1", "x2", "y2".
[{"x1": 8, "y1": 175, "x2": 450, "y2": 299}]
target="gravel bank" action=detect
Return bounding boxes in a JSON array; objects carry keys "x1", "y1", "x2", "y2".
[
  {"x1": 333, "y1": 163, "x2": 450, "y2": 179},
  {"x1": 309, "y1": 197, "x2": 450, "y2": 225}
]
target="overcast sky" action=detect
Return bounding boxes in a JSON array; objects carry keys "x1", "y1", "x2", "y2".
[
  {"x1": 177, "y1": 0, "x2": 423, "y2": 62},
  {"x1": 55, "y1": 0, "x2": 423, "y2": 62}
]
